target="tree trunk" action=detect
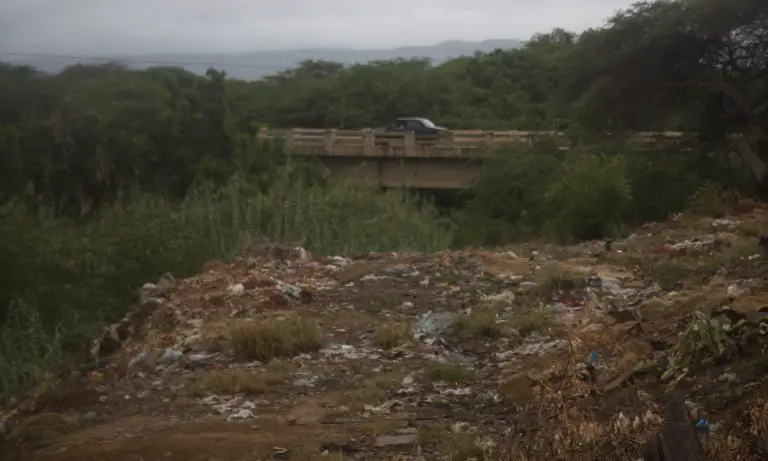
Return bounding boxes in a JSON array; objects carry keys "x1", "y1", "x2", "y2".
[
  {"x1": 711, "y1": 77, "x2": 767, "y2": 185},
  {"x1": 736, "y1": 123, "x2": 768, "y2": 200},
  {"x1": 733, "y1": 124, "x2": 767, "y2": 184},
  {"x1": 642, "y1": 393, "x2": 707, "y2": 461}
]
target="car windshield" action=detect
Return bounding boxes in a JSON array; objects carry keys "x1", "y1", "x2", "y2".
[{"x1": 417, "y1": 118, "x2": 437, "y2": 128}]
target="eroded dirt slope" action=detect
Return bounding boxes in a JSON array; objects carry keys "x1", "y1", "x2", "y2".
[{"x1": 3, "y1": 207, "x2": 768, "y2": 460}]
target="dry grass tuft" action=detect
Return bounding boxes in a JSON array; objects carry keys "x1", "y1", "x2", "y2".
[
  {"x1": 349, "y1": 376, "x2": 396, "y2": 410},
  {"x1": 454, "y1": 307, "x2": 504, "y2": 339},
  {"x1": 192, "y1": 370, "x2": 285, "y2": 396},
  {"x1": 533, "y1": 267, "x2": 585, "y2": 297},
  {"x1": 372, "y1": 322, "x2": 410, "y2": 350},
  {"x1": 229, "y1": 316, "x2": 323, "y2": 361},
  {"x1": 505, "y1": 309, "x2": 554, "y2": 336}
]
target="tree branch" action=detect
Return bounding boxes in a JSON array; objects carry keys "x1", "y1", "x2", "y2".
[
  {"x1": 735, "y1": 136, "x2": 768, "y2": 182},
  {"x1": 703, "y1": 73, "x2": 754, "y2": 117}
]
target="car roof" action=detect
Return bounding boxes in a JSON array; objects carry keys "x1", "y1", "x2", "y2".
[{"x1": 396, "y1": 117, "x2": 431, "y2": 122}]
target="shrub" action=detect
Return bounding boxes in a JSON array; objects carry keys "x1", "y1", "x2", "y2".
[
  {"x1": 453, "y1": 140, "x2": 564, "y2": 246},
  {"x1": 544, "y1": 151, "x2": 632, "y2": 242},
  {"x1": 0, "y1": 300, "x2": 63, "y2": 400},
  {"x1": 373, "y1": 323, "x2": 410, "y2": 350}
]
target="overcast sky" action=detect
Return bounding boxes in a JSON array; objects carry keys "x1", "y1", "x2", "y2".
[{"x1": 0, "y1": 0, "x2": 637, "y2": 55}]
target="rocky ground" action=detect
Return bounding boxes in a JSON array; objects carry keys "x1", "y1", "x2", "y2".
[{"x1": 3, "y1": 206, "x2": 768, "y2": 460}]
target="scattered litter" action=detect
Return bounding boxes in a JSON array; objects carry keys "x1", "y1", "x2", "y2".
[
  {"x1": 412, "y1": 310, "x2": 455, "y2": 340},
  {"x1": 27, "y1": 212, "x2": 768, "y2": 460},
  {"x1": 157, "y1": 348, "x2": 184, "y2": 366}
]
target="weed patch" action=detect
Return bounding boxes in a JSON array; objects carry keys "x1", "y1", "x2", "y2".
[
  {"x1": 454, "y1": 308, "x2": 504, "y2": 339},
  {"x1": 424, "y1": 362, "x2": 474, "y2": 384},
  {"x1": 505, "y1": 309, "x2": 554, "y2": 336},
  {"x1": 533, "y1": 268, "x2": 584, "y2": 298},
  {"x1": 229, "y1": 316, "x2": 324, "y2": 362},
  {"x1": 372, "y1": 323, "x2": 410, "y2": 349},
  {"x1": 193, "y1": 370, "x2": 285, "y2": 395}
]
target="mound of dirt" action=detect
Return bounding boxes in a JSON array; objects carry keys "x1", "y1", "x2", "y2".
[{"x1": 4, "y1": 209, "x2": 768, "y2": 460}]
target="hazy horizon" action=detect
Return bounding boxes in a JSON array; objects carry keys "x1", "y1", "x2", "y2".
[
  {"x1": 0, "y1": 0, "x2": 637, "y2": 55},
  {"x1": 2, "y1": 38, "x2": 523, "y2": 58}
]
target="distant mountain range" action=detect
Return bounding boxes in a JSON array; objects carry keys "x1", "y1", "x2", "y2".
[{"x1": 1, "y1": 39, "x2": 523, "y2": 80}]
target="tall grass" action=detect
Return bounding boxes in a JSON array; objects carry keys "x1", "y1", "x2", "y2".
[{"x1": 0, "y1": 171, "x2": 452, "y2": 402}]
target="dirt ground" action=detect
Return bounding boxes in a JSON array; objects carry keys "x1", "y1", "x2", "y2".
[{"x1": 4, "y1": 206, "x2": 768, "y2": 460}]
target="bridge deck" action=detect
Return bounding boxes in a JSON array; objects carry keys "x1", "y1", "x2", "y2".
[{"x1": 257, "y1": 128, "x2": 688, "y2": 189}]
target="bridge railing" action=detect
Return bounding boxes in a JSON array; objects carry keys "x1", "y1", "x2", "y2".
[{"x1": 257, "y1": 127, "x2": 690, "y2": 157}]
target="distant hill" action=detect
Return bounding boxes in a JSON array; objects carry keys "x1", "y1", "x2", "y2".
[{"x1": 1, "y1": 39, "x2": 523, "y2": 80}]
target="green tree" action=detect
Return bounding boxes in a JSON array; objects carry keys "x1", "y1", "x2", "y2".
[{"x1": 567, "y1": 0, "x2": 768, "y2": 189}]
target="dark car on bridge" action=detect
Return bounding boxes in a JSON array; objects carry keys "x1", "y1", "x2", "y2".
[{"x1": 379, "y1": 117, "x2": 448, "y2": 135}]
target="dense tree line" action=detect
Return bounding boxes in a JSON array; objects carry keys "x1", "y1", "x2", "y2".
[
  {"x1": 0, "y1": 29, "x2": 584, "y2": 216},
  {"x1": 1, "y1": 0, "x2": 766, "y2": 216},
  {"x1": 0, "y1": 64, "x2": 283, "y2": 217},
  {"x1": 235, "y1": 29, "x2": 578, "y2": 131}
]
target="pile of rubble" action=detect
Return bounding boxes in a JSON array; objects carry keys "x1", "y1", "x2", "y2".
[{"x1": 4, "y1": 211, "x2": 768, "y2": 460}]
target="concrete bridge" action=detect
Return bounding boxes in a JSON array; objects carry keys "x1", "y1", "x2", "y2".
[{"x1": 258, "y1": 128, "x2": 686, "y2": 189}]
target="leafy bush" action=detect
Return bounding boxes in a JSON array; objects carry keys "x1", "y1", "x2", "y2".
[
  {"x1": 453, "y1": 140, "x2": 564, "y2": 246},
  {"x1": 685, "y1": 180, "x2": 735, "y2": 218},
  {"x1": 544, "y1": 151, "x2": 632, "y2": 242},
  {"x1": 458, "y1": 139, "x2": 749, "y2": 246}
]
